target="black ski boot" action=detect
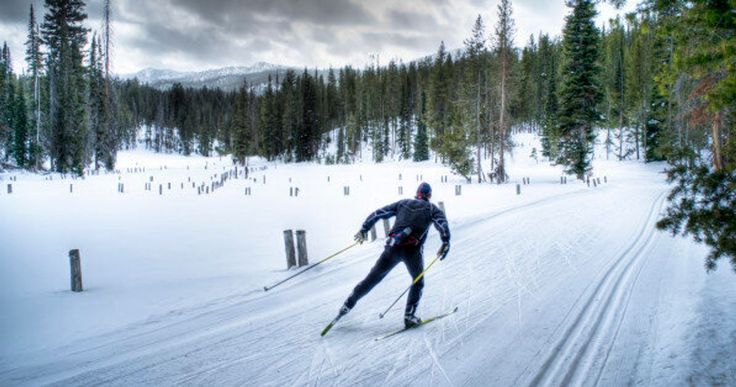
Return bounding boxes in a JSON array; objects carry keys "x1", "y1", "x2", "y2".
[
  {"x1": 337, "y1": 304, "x2": 351, "y2": 318},
  {"x1": 404, "y1": 305, "x2": 422, "y2": 328}
]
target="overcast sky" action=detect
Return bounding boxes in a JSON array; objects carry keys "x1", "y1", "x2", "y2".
[{"x1": 0, "y1": 0, "x2": 636, "y2": 75}]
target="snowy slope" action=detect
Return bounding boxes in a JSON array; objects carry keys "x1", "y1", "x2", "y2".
[
  {"x1": 119, "y1": 62, "x2": 290, "y2": 91},
  {"x1": 0, "y1": 134, "x2": 734, "y2": 386}
]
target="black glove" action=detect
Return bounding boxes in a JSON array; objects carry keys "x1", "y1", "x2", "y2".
[
  {"x1": 354, "y1": 229, "x2": 368, "y2": 244},
  {"x1": 438, "y1": 241, "x2": 450, "y2": 260}
]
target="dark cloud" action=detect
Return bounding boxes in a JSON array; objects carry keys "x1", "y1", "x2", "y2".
[
  {"x1": 0, "y1": 0, "x2": 636, "y2": 74},
  {"x1": 0, "y1": 0, "x2": 34, "y2": 23},
  {"x1": 173, "y1": 0, "x2": 374, "y2": 27},
  {"x1": 386, "y1": 9, "x2": 440, "y2": 31}
]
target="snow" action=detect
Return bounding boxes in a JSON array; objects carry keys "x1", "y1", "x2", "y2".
[{"x1": 0, "y1": 133, "x2": 734, "y2": 386}]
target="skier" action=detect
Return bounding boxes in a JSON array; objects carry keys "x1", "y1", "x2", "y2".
[{"x1": 334, "y1": 182, "x2": 450, "y2": 328}]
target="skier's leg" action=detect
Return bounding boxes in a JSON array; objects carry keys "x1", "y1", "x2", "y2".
[
  {"x1": 403, "y1": 247, "x2": 425, "y2": 316},
  {"x1": 344, "y1": 246, "x2": 400, "y2": 309}
]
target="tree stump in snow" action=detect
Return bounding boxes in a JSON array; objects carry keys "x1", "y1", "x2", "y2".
[
  {"x1": 383, "y1": 218, "x2": 391, "y2": 237},
  {"x1": 283, "y1": 230, "x2": 297, "y2": 269},
  {"x1": 69, "y1": 249, "x2": 83, "y2": 292},
  {"x1": 296, "y1": 230, "x2": 309, "y2": 267}
]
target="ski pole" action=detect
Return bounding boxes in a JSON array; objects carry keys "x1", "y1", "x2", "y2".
[
  {"x1": 263, "y1": 241, "x2": 360, "y2": 291},
  {"x1": 378, "y1": 254, "x2": 441, "y2": 318}
]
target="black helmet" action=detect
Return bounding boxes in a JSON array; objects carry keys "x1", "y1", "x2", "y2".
[{"x1": 416, "y1": 182, "x2": 432, "y2": 200}]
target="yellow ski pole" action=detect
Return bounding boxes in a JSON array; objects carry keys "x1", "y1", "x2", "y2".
[
  {"x1": 378, "y1": 254, "x2": 441, "y2": 318},
  {"x1": 264, "y1": 241, "x2": 360, "y2": 291}
]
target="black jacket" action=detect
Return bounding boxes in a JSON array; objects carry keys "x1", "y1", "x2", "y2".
[{"x1": 361, "y1": 198, "x2": 450, "y2": 246}]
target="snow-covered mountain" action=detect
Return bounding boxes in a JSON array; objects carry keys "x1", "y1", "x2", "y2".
[{"x1": 119, "y1": 62, "x2": 291, "y2": 91}]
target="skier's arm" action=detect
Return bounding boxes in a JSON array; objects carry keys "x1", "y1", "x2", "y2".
[
  {"x1": 361, "y1": 200, "x2": 402, "y2": 233},
  {"x1": 431, "y1": 205, "x2": 450, "y2": 243}
]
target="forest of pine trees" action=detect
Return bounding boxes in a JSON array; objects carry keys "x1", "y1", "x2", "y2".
[{"x1": 0, "y1": 1, "x2": 733, "y2": 267}]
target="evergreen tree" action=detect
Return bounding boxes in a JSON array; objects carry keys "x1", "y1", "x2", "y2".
[
  {"x1": 231, "y1": 81, "x2": 251, "y2": 164},
  {"x1": 603, "y1": 17, "x2": 626, "y2": 160},
  {"x1": 297, "y1": 69, "x2": 319, "y2": 162},
  {"x1": 428, "y1": 41, "x2": 451, "y2": 156},
  {"x1": 13, "y1": 83, "x2": 29, "y2": 167},
  {"x1": 397, "y1": 65, "x2": 413, "y2": 160},
  {"x1": 494, "y1": 0, "x2": 515, "y2": 183},
  {"x1": 0, "y1": 43, "x2": 11, "y2": 162},
  {"x1": 25, "y1": 4, "x2": 43, "y2": 169},
  {"x1": 413, "y1": 90, "x2": 430, "y2": 161},
  {"x1": 655, "y1": 0, "x2": 736, "y2": 271},
  {"x1": 464, "y1": 15, "x2": 488, "y2": 182},
  {"x1": 539, "y1": 33, "x2": 559, "y2": 159},
  {"x1": 556, "y1": 0, "x2": 602, "y2": 179},
  {"x1": 42, "y1": 0, "x2": 90, "y2": 174}
]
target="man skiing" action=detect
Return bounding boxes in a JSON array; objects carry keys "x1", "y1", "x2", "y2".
[{"x1": 332, "y1": 182, "x2": 450, "y2": 329}]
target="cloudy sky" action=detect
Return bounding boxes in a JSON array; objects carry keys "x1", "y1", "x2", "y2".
[{"x1": 0, "y1": 0, "x2": 635, "y2": 75}]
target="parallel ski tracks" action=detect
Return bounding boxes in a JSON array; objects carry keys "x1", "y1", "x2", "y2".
[{"x1": 526, "y1": 191, "x2": 667, "y2": 387}]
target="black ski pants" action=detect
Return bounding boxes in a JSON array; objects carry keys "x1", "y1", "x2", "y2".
[{"x1": 344, "y1": 244, "x2": 424, "y2": 314}]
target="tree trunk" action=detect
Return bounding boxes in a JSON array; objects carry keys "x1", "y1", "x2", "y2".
[
  {"x1": 712, "y1": 111, "x2": 723, "y2": 171},
  {"x1": 498, "y1": 53, "x2": 507, "y2": 183}
]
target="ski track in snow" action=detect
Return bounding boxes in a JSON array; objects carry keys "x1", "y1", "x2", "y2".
[{"x1": 526, "y1": 191, "x2": 667, "y2": 387}]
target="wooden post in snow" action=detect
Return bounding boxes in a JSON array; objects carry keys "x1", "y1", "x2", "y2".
[
  {"x1": 296, "y1": 230, "x2": 309, "y2": 267},
  {"x1": 7, "y1": 183, "x2": 11, "y2": 194},
  {"x1": 455, "y1": 185, "x2": 462, "y2": 196},
  {"x1": 69, "y1": 249, "x2": 83, "y2": 292},
  {"x1": 283, "y1": 230, "x2": 297, "y2": 269},
  {"x1": 516, "y1": 184, "x2": 521, "y2": 195}
]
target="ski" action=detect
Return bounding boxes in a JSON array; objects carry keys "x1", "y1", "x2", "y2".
[
  {"x1": 374, "y1": 306, "x2": 459, "y2": 341},
  {"x1": 320, "y1": 315, "x2": 342, "y2": 337}
]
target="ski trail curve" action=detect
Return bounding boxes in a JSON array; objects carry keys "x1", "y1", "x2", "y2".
[{"x1": 527, "y1": 190, "x2": 667, "y2": 387}]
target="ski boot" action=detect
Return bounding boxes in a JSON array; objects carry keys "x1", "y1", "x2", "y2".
[{"x1": 404, "y1": 305, "x2": 422, "y2": 328}]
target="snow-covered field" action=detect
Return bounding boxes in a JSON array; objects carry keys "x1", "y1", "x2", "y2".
[{"x1": 1, "y1": 134, "x2": 734, "y2": 386}]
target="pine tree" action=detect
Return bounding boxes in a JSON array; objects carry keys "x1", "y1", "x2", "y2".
[
  {"x1": 25, "y1": 4, "x2": 43, "y2": 169},
  {"x1": 413, "y1": 90, "x2": 430, "y2": 161},
  {"x1": 428, "y1": 41, "x2": 451, "y2": 156},
  {"x1": 42, "y1": 0, "x2": 90, "y2": 174},
  {"x1": 539, "y1": 33, "x2": 559, "y2": 159},
  {"x1": 655, "y1": 0, "x2": 736, "y2": 271},
  {"x1": 0, "y1": 43, "x2": 11, "y2": 162},
  {"x1": 556, "y1": 0, "x2": 602, "y2": 179},
  {"x1": 13, "y1": 82, "x2": 29, "y2": 167},
  {"x1": 464, "y1": 15, "x2": 488, "y2": 182},
  {"x1": 494, "y1": 0, "x2": 515, "y2": 183},
  {"x1": 602, "y1": 18, "x2": 626, "y2": 160},
  {"x1": 231, "y1": 80, "x2": 251, "y2": 164},
  {"x1": 397, "y1": 65, "x2": 413, "y2": 160}
]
